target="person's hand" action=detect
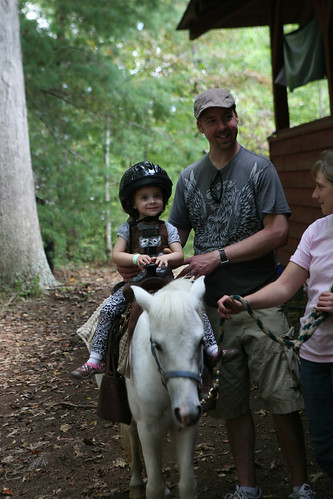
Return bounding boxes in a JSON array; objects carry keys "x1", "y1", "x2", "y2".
[
  {"x1": 217, "y1": 295, "x2": 245, "y2": 319},
  {"x1": 151, "y1": 255, "x2": 169, "y2": 268},
  {"x1": 316, "y1": 291, "x2": 333, "y2": 314},
  {"x1": 136, "y1": 254, "x2": 152, "y2": 270},
  {"x1": 116, "y1": 264, "x2": 139, "y2": 282},
  {"x1": 177, "y1": 253, "x2": 219, "y2": 279}
]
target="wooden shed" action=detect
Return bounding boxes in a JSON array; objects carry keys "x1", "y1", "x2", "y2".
[{"x1": 177, "y1": 0, "x2": 333, "y2": 265}]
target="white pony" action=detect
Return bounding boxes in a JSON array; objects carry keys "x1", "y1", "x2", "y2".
[{"x1": 125, "y1": 276, "x2": 206, "y2": 499}]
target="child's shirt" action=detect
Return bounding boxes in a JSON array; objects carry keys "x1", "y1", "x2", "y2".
[{"x1": 117, "y1": 219, "x2": 181, "y2": 280}]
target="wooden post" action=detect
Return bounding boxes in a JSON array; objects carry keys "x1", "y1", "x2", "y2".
[{"x1": 269, "y1": 0, "x2": 290, "y2": 131}]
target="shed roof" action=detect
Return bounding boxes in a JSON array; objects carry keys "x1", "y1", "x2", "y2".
[{"x1": 177, "y1": 0, "x2": 315, "y2": 39}]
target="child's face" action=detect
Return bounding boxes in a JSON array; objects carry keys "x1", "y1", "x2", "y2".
[{"x1": 133, "y1": 186, "x2": 164, "y2": 219}]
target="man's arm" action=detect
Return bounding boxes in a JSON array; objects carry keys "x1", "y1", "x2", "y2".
[
  {"x1": 177, "y1": 214, "x2": 288, "y2": 278},
  {"x1": 223, "y1": 213, "x2": 288, "y2": 262}
]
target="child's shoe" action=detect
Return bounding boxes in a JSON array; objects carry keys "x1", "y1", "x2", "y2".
[
  {"x1": 206, "y1": 352, "x2": 217, "y2": 368},
  {"x1": 71, "y1": 360, "x2": 105, "y2": 380}
]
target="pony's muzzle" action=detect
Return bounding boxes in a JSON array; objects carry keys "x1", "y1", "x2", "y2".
[{"x1": 174, "y1": 404, "x2": 202, "y2": 426}]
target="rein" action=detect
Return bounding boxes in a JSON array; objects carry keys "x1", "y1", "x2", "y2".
[
  {"x1": 150, "y1": 338, "x2": 204, "y2": 388},
  {"x1": 230, "y1": 284, "x2": 333, "y2": 352}
]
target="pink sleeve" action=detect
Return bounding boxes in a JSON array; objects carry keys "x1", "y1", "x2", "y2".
[{"x1": 289, "y1": 224, "x2": 313, "y2": 271}]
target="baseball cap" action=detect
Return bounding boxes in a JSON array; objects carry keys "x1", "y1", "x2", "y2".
[{"x1": 194, "y1": 88, "x2": 235, "y2": 119}]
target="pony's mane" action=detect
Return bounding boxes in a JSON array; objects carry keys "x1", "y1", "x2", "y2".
[{"x1": 149, "y1": 279, "x2": 200, "y2": 329}]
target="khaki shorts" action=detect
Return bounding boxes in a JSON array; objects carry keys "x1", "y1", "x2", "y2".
[{"x1": 206, "y1": 305, "x2": 304, "y2": 420}]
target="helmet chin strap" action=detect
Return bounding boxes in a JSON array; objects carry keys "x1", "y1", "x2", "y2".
[
  {"x1": 130, "y1": 213, "x2": 163, "y2": 225},
  {"x1": 139, "y1": 213, "x2": 163, "y2": 223}
]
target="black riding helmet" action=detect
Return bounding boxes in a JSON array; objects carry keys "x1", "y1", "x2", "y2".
[{"x1": 119, "y1": 161, "x2": 173, "y2": 218}]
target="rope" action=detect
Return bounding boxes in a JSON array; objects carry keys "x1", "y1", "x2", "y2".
[
  {"x1": 204, "y1": 285, "x2": 333, "y2": 407},
  {"x1": 229, "y1": 284, "x2": 333, "y2": 352}
]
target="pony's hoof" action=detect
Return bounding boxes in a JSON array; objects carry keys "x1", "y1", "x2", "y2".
[{"x1": 129, "y1": 485, "x2": 146, "y2": 499}]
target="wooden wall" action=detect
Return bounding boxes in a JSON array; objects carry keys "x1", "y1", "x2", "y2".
[{"x1": 269, "y1": 116, "x2": 333, "y2": 266}]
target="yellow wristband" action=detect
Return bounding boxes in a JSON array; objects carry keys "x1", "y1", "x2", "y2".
[{"x1": 132, "y1": 253, "x2": 140, "y2": 265}]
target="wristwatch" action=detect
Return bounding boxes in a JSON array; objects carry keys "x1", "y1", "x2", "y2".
[{"x1": 218, "y1": 248, "x2": 229, "y2": 265}]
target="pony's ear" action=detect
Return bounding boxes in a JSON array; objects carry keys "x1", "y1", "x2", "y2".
[
  {"x1": 131, "y1": 285, "x2": 153, "y2": 312},
  {"x1": 190, "y1": 275, "x2": 205, "y2": 301}
]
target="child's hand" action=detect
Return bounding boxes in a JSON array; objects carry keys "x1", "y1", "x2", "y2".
[
  {"x1": 136, "y1": 254, "x2": 152, "y2": 270},
  {"x1": 151, "y1": 255, "x2": 169, "y2": 268}
]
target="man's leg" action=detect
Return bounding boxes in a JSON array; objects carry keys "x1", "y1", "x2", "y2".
[
  {"x1": 272, "y1": 411, "x2": 308, "y2": 486},
  {"x1": 225, "y1": 411, "x2": 257, "y2": 487}
]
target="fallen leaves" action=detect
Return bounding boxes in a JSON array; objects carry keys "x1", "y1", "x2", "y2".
[
  {"x1": 1, "y1": 266, "x2": 332, "y2": 499},
  {"x1": 112, "y1": 457, "x2": 127, "y2": 468},
  {"x1": 1, "y1": 488, "x2": 14, "y2": 496},
  {"x1": 60, "y1": 423, "x2": 71, "y2": 433}
]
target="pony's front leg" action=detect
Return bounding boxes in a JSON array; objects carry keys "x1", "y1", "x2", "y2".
[
  {"x1": 137, "y1": 422, "x2": 166, "y2": 499},
  {"x1": 175, "y1": 425, "x2": 198, "y2": 499}
]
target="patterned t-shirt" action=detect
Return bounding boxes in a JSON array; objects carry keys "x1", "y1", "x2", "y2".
[{"x1": 169, "y1": 146, "x2": 290, "y2": 306}]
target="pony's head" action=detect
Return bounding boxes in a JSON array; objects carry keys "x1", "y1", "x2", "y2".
[{"x1": 131, "y1": 277, "x2": 206, "y2": 427}]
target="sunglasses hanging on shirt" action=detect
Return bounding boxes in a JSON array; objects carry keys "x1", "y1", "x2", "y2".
[{"x1": 209, "y1": 170, "x2": 223, "y2": 203}]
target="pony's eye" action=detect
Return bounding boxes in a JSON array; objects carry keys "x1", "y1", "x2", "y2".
[{"x1": 153, "y1": 341, "x2": 162, "y2": 352}]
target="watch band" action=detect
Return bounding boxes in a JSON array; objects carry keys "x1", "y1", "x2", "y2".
[{"x1": 218, "y1": 248, "x2": 229, "y2": 265}]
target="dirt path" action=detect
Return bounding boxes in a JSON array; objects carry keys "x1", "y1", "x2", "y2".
[{"x1": 0, "y1": 266, "x2": 332, "y2": 498}]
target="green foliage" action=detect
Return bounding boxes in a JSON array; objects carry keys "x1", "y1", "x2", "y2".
[
  {"x1": 19, "y1": 1, "x2": 330, "y2": 266},
  {"x1": 288, "y1": 80, "x2": 330, "y2": 126},
  {"x1": 14, "y1": 275, "x2": 41, "y2": 298}
]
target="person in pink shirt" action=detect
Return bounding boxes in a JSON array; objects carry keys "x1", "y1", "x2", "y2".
[{"x1": 218, "y1": 150, "x2": 333, "y2": 482}]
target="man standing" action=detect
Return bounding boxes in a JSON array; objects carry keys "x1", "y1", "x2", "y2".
[{"x1": 169, "y1": 88, "x2": 314, "y2": 499}]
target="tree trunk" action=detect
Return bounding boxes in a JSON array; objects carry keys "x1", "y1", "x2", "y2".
[
  {"x1": 104, "y1": 119, "x2": 112, "y2": 264},
  {"x1": 0, "y1": 0, "x2": 59, "y2": 289}
]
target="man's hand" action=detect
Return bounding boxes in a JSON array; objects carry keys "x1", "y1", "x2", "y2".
[
  {"x1": 177, "y1": 251, "x2": 220, "y2": 279},
  {"x1": 116, "y1": 264, "x2": 139, "y2": 282}
]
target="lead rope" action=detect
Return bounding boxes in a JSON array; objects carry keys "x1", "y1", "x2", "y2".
[
  {"x1": 230, "y1": 283, "x2": 333, "y2": 352},
  {"x1": 203, "y1": 285, "x2": 333, "y2": 408}
]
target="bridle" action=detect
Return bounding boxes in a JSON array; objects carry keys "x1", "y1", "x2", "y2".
[{"x1": 150, "y1": 338, "x2": 204, "y2": 389}]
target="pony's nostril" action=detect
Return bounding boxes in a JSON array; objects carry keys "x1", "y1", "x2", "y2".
[
  {"x1": 174, "y1": 406, "x2": 202, "y2": 426},
  {"x1": 190, "y1": 406, "x2": 202, "y2": 425},
  {"x1": 174, "y1": 407, "x2": 182, "y2": 424}
]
